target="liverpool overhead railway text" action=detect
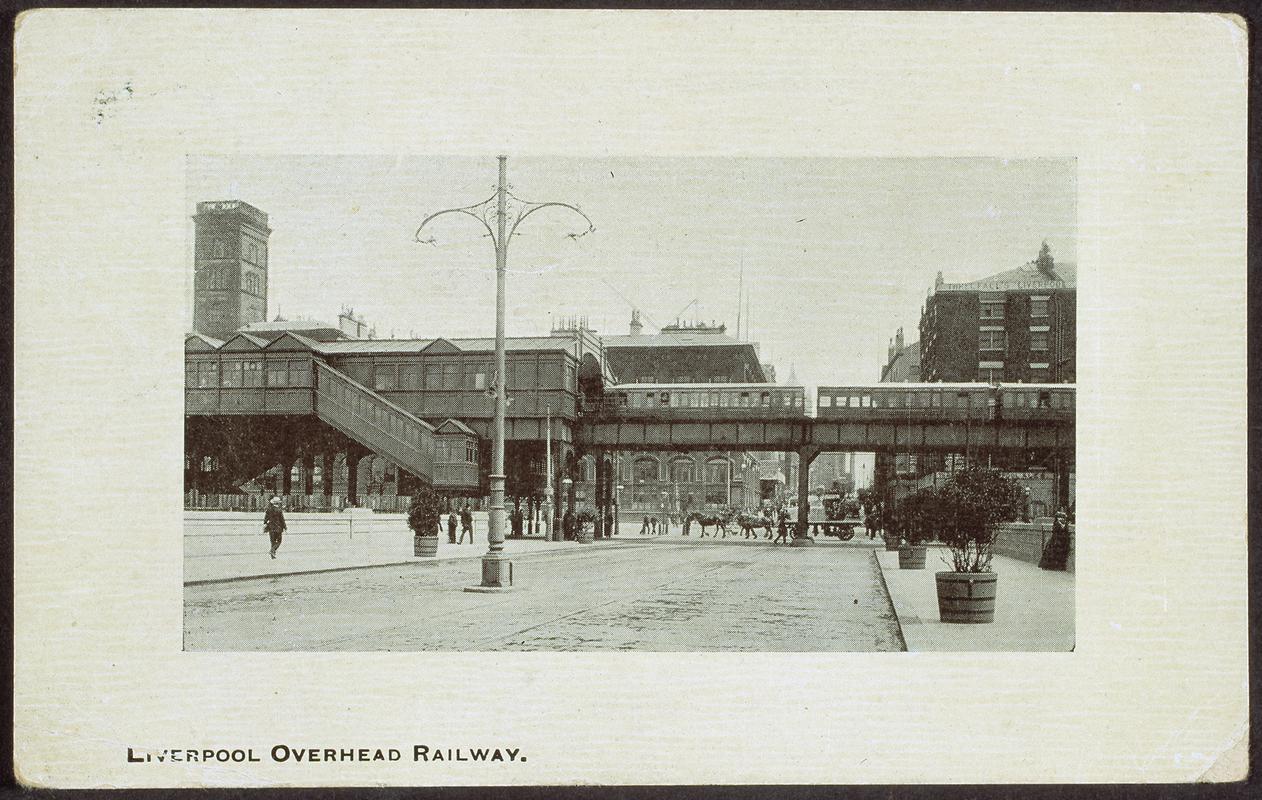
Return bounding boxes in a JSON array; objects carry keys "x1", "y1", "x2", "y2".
[{"x1": 127, "y1": 745, "x2": 525, "y2": 764}]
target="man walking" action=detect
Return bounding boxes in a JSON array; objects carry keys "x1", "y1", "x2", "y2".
[
  {"x1": 459, "y1": 505, "x2": 475, "y2": 544},
  {"x1": 774, "y1": 511, "x2": 790, "y2": 545},
  {"x1": 264, "y1": 496, "x2": 286, "y2": 559},
  {"x1": 447, "y1": 509, "x2": 458, "y2": 544}
]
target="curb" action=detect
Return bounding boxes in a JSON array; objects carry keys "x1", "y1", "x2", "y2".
[
  {"x1": 871, "y1": 550, "x2": 911, "y2": 652},
  {"x1": 184, "y1": 539, "x2": 649, "y2": 587}
]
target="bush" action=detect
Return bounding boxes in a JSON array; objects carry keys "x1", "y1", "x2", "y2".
[
  {"x1": 897, "y1": 487, "x2": 943, "y2": 547},
  {"x1": 938, "y1": 467, "x2": 1025, "y2": 573},
  {"x1": 575, "y1": 506, "x2": 597, "y2": 531},
  {"x1": 407, "y1": 485, "x2": 445, "y2": 537}
]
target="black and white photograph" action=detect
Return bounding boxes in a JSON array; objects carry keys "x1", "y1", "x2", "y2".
[
  {"x1": 182, "y1": 155, "x2": 1078, "y2": 653},
  {"x1": 12, "y1": 9, "x2": 1248, "y2": 788}
]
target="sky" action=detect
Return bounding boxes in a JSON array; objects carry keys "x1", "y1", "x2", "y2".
[{"x1": 186, "y1": 155, "x2": 1076, "y2": 390}]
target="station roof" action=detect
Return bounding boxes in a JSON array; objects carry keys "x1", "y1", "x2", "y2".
[{"x1": 314, "y1": 336, "x2": 581, "y2": 356}]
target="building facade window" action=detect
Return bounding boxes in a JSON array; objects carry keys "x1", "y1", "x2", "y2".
[
  {"x1": 979, "y1": 329, "x2": 1007, "y2": 351},
  {"x1": 670, "y1": 459, "x2": 695, "y2": 484},
  {"x1": 1030, "y1": 330, "x2": 1049, "y2": 351},
  {"x1": 1031, "y1": 296, "x2": 1050, "y2": 317},
  {"x1": 980, "y1": 302, "x2": 1005, "y2": 320},
  {"x1": 978, "y1": 361, "x2": 1004, "y2": 383},
  {"x1": 211, "y1": 238, "x2": 226, "y2": 258},
  {"x1": 374, "y1": 365, "x2": 397, "y2": 391},
  {"x1": 633, "y1": 458, "x2": 659, "y2": 483}
]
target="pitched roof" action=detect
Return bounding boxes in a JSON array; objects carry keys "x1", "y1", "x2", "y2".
[
  {"x1": 940, "y1": 261, "x2": 1077, "y2": 292},
  {"x1": 184, "y1": 333, "x2": 225, "y2": 351},
  {"x1": 314, "y1": 336, "x2": 579, "y2": 355},
  {"x1": 435, "y1": 418, "x2": 476, "y2": 436}
]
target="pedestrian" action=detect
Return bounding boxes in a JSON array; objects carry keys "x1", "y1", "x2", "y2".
[
  {"x1": 640, "y1": 515, "x2": 650, "y2": 536},
  {"x1": 605, "y1": 510, "x2": 615, "y2": 538},
  {"x1": 774, "y1": 512, "x2": 789, "y2": 545},
  {"x1": 459, "y1": 505, "x2": 474, "y2": 544},
  {"x1": 264, "y1": 496, "x2": 286, "y2": 558},
  {"x1": 447, "y1": 509, "x2": 458, "y2": 544},
  {"x1": 563, "y1": 508, "x2": 576, "y2": 541},
  {"x1": 650, "y1": 516, "x2": 658, "y2": 535}
]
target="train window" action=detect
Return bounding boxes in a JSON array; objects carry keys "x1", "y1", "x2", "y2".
[
  {"x1": 1038, "y1": 391, "x2": 1051, "y2": 408},
  {"x1": 660, "y1": 392, "x2": 671, "y2": 407},
  {"x1": 859, "y1": 395, "x2": 870, "y2": 407},
  {"x1": 761, "y1": 392, "x2": 771, "y2": 407},
  {"x1": 819, "y1": 395, "x2": 832, "y2": 408},
  {"x1": 794, "y1": 395, "x2": 803, "y2": 408},
  {"x1": 739, "y1": 392, "x2": 751, "y2": 408}
]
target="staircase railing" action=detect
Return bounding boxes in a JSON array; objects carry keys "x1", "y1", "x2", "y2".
[{"x1": 314, "y1": 361, "x2": 435, "y2": 482}]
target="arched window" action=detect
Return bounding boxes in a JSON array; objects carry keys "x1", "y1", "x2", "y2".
[
  {"x1": 580, "y1": 456, "x2": 596, "y2": 483},
  {"x1": 633, "y1": 458, "x2": 658, "y2": 484},
  {"x1": 211, "y1": 239, "x2": 226, "y2": 258},
  {"x1": 705, "y1": 459, "x2": 730, "y2": 485},
  {"x1": 669, "y1": 458, "x2": 695, "y2": 484}
]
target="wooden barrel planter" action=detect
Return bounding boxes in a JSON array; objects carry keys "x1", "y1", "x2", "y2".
[
  {"x1": 898, "y1": 545, "x2": 927, "y2": 569},
  {"x1": 414, "y1": 535, "x2": 439, "y2": 558},
  {"x1": 935, "y1": 572, "x2": 998, "y2": 623}
]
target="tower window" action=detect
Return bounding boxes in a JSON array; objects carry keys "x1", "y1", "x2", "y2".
[{"x1": 211, "y1": 239, "x2": 226, "y2": 258}]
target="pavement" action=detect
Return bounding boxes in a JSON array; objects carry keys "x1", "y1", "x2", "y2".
[
  {"x1": 184, "y1": 518, "x2": 883, "y2": 585},
  {"x1": 874, "y1": 545, "x2": 1075, "y2": 652},
  {"x1": 183, "y1": 537, "x2": 904, "y2": 652},
  {"x1": 184, "y1": 532, "x2": 589, "y2": 585}
]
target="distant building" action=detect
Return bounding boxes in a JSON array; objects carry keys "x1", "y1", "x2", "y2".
[
  {"x1": 919, "y1": 243, "x2": 1075, "y2": 384},
  {"x1": 192, "y1": 201, "x2": 272, "y2": 341},
  {"x1": 577, "y1": 312, "x2": 780, "y2": 514}
]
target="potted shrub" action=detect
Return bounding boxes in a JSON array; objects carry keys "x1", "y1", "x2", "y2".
[
  {"x1": 898, "y1": 488, "x2": 935, "y2": 569},
  {"x1": 575, "y1": 506, "x2": 597, "y2": 544},
  {"x1": 935, "y1": 467, "x2": 1024, "y2": 624},
  {"x1": 407, "y1": 484, "x2": 445, "y2": 557}
]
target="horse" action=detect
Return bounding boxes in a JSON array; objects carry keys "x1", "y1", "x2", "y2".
[
  {"x1": 685, "y1": 510, "x2": 732, "y2": 538},
  {"x1": 735, "y1": 511, "x2": 772, "y2": 539}
]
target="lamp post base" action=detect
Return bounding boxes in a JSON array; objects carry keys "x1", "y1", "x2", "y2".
[
  {"x1": 464, "y1": 552, "x2": 513, "y2": 591},
  {"x1": 789, "y1": 535, "x2": 815, "y2": 547}
]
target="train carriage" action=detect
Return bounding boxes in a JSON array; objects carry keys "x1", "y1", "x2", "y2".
[
  {"x1": 599, "y1": 383, "x2": 807, "y2": 420},
  {"x1": 815, "y1": 382, "x2": 1074, "y2": 423}
]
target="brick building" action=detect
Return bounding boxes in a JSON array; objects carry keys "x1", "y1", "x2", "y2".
[
  {"x1": 192, "y1": 201, "x2": 272, "y2": 342},
  {"x1": 919, "y1": 243, "x2": 1075, "y2": 385},
  {"x1": 902, "y1": 243, "x2": 1076, "y2": 513}
]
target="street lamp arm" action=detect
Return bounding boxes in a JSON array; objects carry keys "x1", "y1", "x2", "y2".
[
  {"x1": 508, "y1": 200, "x2": 595, "y2": 241},
  {"x1": 414, "y1": 192, "x2": 501, "y2": 246}
]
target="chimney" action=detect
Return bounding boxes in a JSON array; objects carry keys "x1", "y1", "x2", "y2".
[
  {"x1": 629, "y1": 309, "x2": 643, "y2": 336},
  {"x1": 935, "y1": 270, "x2": 943, "y2": 289},
  {"x1": 895, "y1": 326, "x2": 904, "y2": 351}
]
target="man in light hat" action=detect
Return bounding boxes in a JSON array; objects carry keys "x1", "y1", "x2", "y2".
[{"x1": 264, "y1": 496, "x2": 287, "y2": 559}]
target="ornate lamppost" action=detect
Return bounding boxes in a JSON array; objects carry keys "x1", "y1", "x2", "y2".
[{"x1": 416, "y1": 156, "x2": 593, "y2": 590}]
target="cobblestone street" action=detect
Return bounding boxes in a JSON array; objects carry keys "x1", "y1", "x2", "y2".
[{"x1": 183, "y1": 540, "x2": 904, "y2": 652}]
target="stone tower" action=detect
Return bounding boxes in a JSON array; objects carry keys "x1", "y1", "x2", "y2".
[{"x1": 192, "y1": 200, "x2": 271, "y2": 341}]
